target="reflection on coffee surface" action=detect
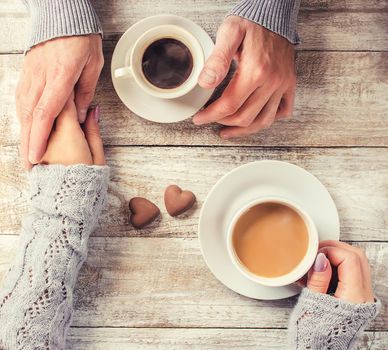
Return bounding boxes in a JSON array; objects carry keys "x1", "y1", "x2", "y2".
[
  {"x1": 141, "y1": 38, "x2": 193, "y2": 89},
  {"x1": 232, "y1": 203, "x2": 309, "y2": 277}
]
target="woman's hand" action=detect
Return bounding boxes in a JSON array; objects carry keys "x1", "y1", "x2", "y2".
[
  {"x1": 306, "y1": 241, "x2": 375, "y2": 304},
  {"x1": 40, "y1": 96, "x2": 105, "y2": 166}
]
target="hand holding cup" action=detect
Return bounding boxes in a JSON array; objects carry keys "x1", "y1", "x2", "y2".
[{"x1": 306, "y1": 241, "x2": 375, "y2": 304}]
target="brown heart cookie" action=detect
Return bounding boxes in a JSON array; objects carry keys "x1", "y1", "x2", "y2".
[
  {"x1": 129, "y1": 197, "x2": 160, "y2": 229},
  {"x1": 164, "y1": 185, "x2": 196, "y2": 217}
]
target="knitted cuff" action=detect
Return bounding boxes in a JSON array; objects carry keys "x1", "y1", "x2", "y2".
[
  {"x1": 26, "y1": 0, "x2": 103, "y2": 50},
  {"x1": 229, "y1": 0, "x2": 301, "y2": 44},
  {"x1": 288, "y1": 288, "x2": 381, "y2": 349},
  {"x1": 28, "y1": 164, "x2": 110, "y2": 223}
]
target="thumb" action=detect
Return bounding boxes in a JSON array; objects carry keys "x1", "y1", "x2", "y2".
[
  {"x1": 198, "y1": 19, "x2": 245, "y2": 89},
  {"x1": 307, "y1": 253, "x2": 332, "y2": 294},
  {"x1": 83, "y1": 105, "x2": 106, "y2": 166}
]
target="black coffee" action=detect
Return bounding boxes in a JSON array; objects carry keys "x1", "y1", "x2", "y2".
[{"x1": 141, "y1": 38, "x2": 193, "y2": 89}]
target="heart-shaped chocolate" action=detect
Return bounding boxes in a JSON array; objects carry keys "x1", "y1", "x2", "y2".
[
  {"x1": 164, "y1": 185, "x2": 196, "y2": 217},
  {"x1": 129, "y1": 197, "x2": 160, "y2": 229}
]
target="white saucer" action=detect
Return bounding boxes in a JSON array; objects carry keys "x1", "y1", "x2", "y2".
[
  {"x1": 111, "y1": 15, "x2": 215, "y2": 123},
  {"x1": 198, "y1": 160, "x2": 340, "y2": 300}
]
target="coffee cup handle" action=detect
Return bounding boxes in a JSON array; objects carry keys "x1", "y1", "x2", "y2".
[{"x1": 114, "y1": 66, "x2": 133, "y2": 79}]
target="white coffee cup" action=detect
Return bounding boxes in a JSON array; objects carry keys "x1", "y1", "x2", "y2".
[
  {"x1": 114, "y1": 24, "x2": 204, "y2": 99},
  {"x1": 226, "y1": 197, "x2": 319, "y2": 287}
]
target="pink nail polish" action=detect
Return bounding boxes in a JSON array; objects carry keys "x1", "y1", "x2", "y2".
[
  {"x1": 313, "y1": 253, "x2": 328, "y2": 272},
  {"x1": 94, "y1": 105, "x2": 100, "y2": 122}
]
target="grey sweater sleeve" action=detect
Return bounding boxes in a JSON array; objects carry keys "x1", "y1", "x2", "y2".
[
  {"x1": 288, "y1": 288, "x2": 381, "y2": 349},
  {"x1": 0, "y1": 164, "x2": 109, "y2": 350},
  {"x1": 229, "y1": 0, "x2": 301, "y2": 44},
  {"x1": 24, "y1": 0, "x2": 102, "y2": 50}
]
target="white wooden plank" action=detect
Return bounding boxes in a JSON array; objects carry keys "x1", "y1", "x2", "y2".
[
  {"x1": 1, "y1": 52, "x2": 388, "y2": 148},
  {"x1": 66, "y1": 328, "x2": 388, "y2": 350},
  {"x1": 0, "y1": 237, "x2": 387, "y2": 329},
  {"x1": 1, "y1": 146, "x2": 387, "y2": 241},
  {"x1": 1, "y1": 0, "x2": 387, "y2": 53}
]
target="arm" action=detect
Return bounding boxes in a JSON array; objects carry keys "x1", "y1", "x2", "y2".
[
  {"x1": 289, "y1": 288, "x2": 380, "y2": 349},
  {"x1": 288, "y1": 242, "x2": 381, "y2": 349},
  {"x1": 25, "y1": 0, "x2": 102, "y2": 50},
  {"x1": 0, "y1": 101, "x2": 108, "y2": 349},
  {"x1": 230, "y1": 0, "x2": 301, "y2": 44},
  {"x1": 17, "y1": 0, "x2": 104, "y2": 169}
]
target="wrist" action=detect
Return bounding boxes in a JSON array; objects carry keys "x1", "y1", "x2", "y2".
[
  {"x1": 229, "y1": 0, "x2": 301, "y2": 44},
  {"x1": 28, "y1": 164, "x2": 110, "y2": 223},
  {"x1": 26, "y1": 0, "x2": 103, "y2": 50}
]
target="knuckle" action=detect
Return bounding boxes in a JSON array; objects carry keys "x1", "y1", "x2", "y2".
[
  {"x1": 219, "y1": 102, "x2": 238, "y2": 116},
  {"x1": 251, "y1": 66, "x2": 267, "y2": 84},
  {"x1": 212, "y1": 51, "x2": 230, "y2": 73},
  {"x1": 308, "y1": 280, "x2": 326, "y2": 291},
  {"x1": 52, "y1": 64, "x2": 69, "y2": 78},
  {"x1": 221, "y1": 16, "x2": 243, "y2": 38},
  {"x1": 271, "y1": 73, "x2": 282, "y2": 86},
  {"x1": 348, "y1": 251, "x2": 361, "y2": 265},
  {"x1": 18, "y1": 104, "x2": 33, "y2": 124},
  {"x1": 33, "y1": 105, "x2": 53, "y2": 122},
  {"x1": 354, "y1": 247, "x2": 368, "y2": 261},
  {"x1": 236, "y1": 116, "x2": 253, "y2": 127}
]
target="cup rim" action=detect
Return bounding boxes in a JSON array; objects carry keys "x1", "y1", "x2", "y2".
[
  {"x1": 129, "y1": 24, "x2": 204, "y2": 99},
  {"x1": 226, "y1": 197, "x2": 319, "y2": 287}
]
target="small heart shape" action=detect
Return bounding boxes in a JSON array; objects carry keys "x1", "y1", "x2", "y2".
[
  {"x1": 129, "y1": 197, "x2": 160, "y2": 229},
  {"x1": 164, "y1": 185, "x2": 196, "y2": 217}
]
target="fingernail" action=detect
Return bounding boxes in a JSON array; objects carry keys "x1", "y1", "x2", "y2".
[
  {"x1": 221, "y1": 132, "x2": 230, "y2": 139},
  {"x1": 313, "y1": 253, "x2": 328, "y2": 272},
  {"x1": 94, "y1": 105, "x2": 100, "y2": 122},
  {"x1": 78, "y1": 108, "x2": 87, "y2": 123},
  {"x1": 199, "y1": 68, "x2": 217, "y2": 86},
  {"x1": 28, "y1": 150, "x2": 40, "y2": 164}
]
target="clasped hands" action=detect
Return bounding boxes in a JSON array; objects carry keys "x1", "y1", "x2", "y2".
[{"x1": 16, "y1": 16, "x2": 296, "y2": 169}]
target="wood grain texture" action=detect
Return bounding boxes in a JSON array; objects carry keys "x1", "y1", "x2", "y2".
[
  {"x1": 1, "y1": 146, "x2": 387, "y2": 240},
  {"x1": 1, "y1": 52, "x2": 387, "y2": 148},
  {"x1": 66, "y1": 328, "x2": 388, "y2": 350},
  {"x1": 0, "y1": 237, "x2": 387, "y2": 329},
  {"x1": 1, "y1": 0, "x2": 388, "y2": 53}
]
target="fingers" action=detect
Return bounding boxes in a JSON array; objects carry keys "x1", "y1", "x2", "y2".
[
  {"x1": 83, "y1": 106, "x2": 105, "y2": 166},
  {"x1": 16, "y1": 79, "x2": 45, "y2": 169},
  {"x1": 75, "y1": 54, "x2": 104, "y2": 123},
  {"x1": 219, "y1": 92, "x2": 282, "y2": 139},
  {"x1": 54, "y1": 93, "x2": 79, "y2": 129},
  {"x1": 28, "y1": 74, "x2": 75, "y2": 164},
  {"x1": 318, "y1": 245, "x2": 368, "y2": 303},
  {"x1": 320, "y1": 241, "x2": 374, "y2": 302},
  {"x1": 198, "y1": 18, "x2": 245, "y2": 89},
  {"x1": 216, "y1": 83, "x2": 274, "y2": 127},
  {"x1": 276, "y1": 84, "x2": 296, "y2": 120},
  {"x1": 307, "y1": 253, "x2": 332, "y2": 294},
  {"x1": 193, "y1": 69, "x2": 262, "y2": 125}
]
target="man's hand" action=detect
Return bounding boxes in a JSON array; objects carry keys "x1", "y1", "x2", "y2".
[
  {"x1": 193, "y1": 16, "x2": 296, "y2": 139},
  {"x1": 16, "y1": 34, "x2": 104, "y2": 168}
]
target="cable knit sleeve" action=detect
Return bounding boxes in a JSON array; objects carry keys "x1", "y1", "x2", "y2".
[
  {"x1": 24, "y1": 0, "x2": 103, "y2": 50},
  {"x1": 229, "y1": 0, "x2": 301, "y2": 44},
  {"x1": 0, "y1": 164, "x2": 110, "y2": 350},
  {"x1": 288, "y1": 288, "x2": 381, "y2": 349}
]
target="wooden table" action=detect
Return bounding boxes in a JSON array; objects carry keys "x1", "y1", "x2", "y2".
[{"x1": 1, "y1": 1, "x2": 388, "y2": 348}]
